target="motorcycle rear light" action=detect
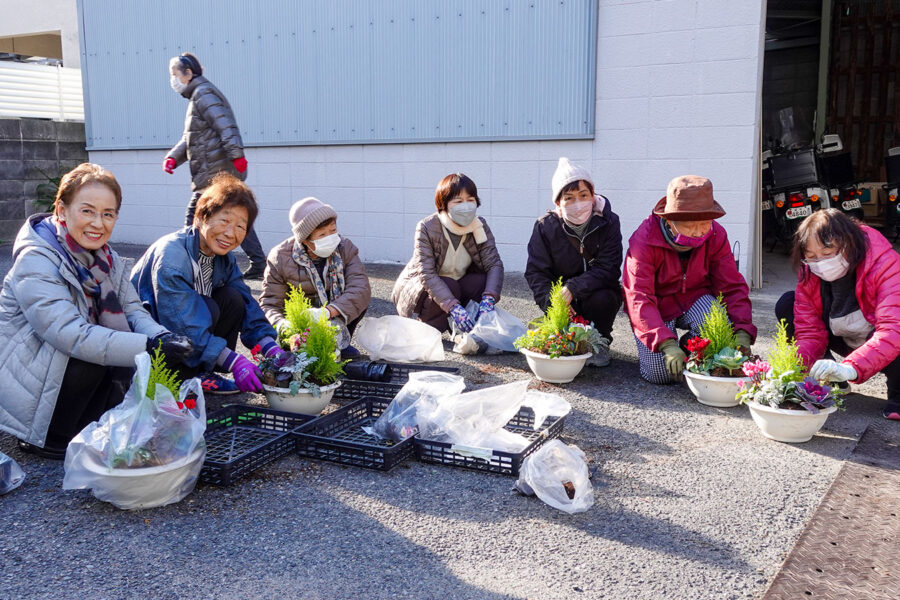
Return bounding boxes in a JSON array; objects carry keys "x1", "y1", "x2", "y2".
[
  {"x1": 775, "y1": 200, "x2": 785, "y2": 208},
  {"x1": 831, "y1": 195, "x2": 839, "y2": 202},
  {"x1": 810, "y1": 194, "x2": 820, "y2": 203},
  {"x1": 789, "y1": 193, "x2": 803, "y2": 202},
  {"x1": 790, "y1": 201, "x2": 804, "y2": 207}
]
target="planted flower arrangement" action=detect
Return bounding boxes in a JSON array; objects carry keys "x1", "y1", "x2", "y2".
[
  {"x1": 253, "y1": 285, "x2": 345, "y2": 415},
  {"x1": 737, "y1": 320, "x2": 845, "y2": 443},
  {"x1": 62, "y1": 346, "x2": 207, "y2": 510},
  {"x1": 514, "y1": 280, "x2": 605, "y2": 383},
  {"x1": 683, "y1": 295, "x2": 753, "y2": 407}
]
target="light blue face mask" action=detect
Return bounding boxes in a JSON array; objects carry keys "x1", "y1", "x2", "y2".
[{"x1": 448, "y1": 202, "x2": 477, "y2": 227}]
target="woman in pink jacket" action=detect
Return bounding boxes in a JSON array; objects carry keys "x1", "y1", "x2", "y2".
[
  {"x1": 775, "y1": 209, "x2": 900, "y2": 420},
  {"x1": 623, "y1": 176, "x2": 756, "y2": 384}
]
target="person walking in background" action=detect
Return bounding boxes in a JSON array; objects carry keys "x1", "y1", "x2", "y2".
[
  {"x1": 131, "y1": 174, "x2": 287, "y2": 395},
  {"x1": 392, "y1": 173, "x2": 504, "y2": 335},
  {"x1": 163, "y1": 52, "x2": 266, "y2": 279},
  {"x1": 622, "y1": 175, "x2": 755, "y2": 384},
  {"x1": 525, "y1": 157, "x2": 623, "y2": 367},
  {"x1": 0, "y1": 164, "x2": 191, "y2": 459},
  {"x1": 775, "y1": 209, "x2": 900, "y2": 421},
  {"x1": 260, "y1": 197, "x2": 372, "y2": 359}
]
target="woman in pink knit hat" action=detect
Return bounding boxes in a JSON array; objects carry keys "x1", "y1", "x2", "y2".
[{"x1": 260, "y1": 197, "x2": 371, "y2": 359}]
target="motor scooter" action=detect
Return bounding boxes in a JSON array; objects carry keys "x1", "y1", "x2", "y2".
[
  {"x1": 817, "y1": 134, "x2": 864, "y2": 221},
  {"x1": 884, "y1": 147, "x2": 900, "y2": 241},
  {"x1": 767, "y1": 145, "x2": 829, "y2": 250}
]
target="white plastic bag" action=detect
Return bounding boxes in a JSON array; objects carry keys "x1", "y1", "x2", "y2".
[
  {"x1": 0, "y1": 451, "x2": 25, "y2": 495},
  {"x1": 451, "y1": 301, "x2": 526, "y2": 354},
  {"x1": 363, "y1": 371, "x2": 466, "y2": 441},
  {"x1": 515, "y1": 440, "x2": 593, "y2": 514},
  {"x1": 522, "y1": 391, "x2": 572, "y2": 430},
  {"x1": 63, "y1": 352, "x2": 207, "y2": 510},
  {"x1": 417, "y1": 380, "x2": 530, "y2": 448},
  {"x1": 356, "y1": 316, "x2": 445, "y2": 362}
]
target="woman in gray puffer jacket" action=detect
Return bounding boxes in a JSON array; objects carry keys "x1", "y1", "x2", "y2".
[
  {"x1": 164, "y1": 52, "x2": 265, "y2": 278},
  {"x1": 0, "y1": 164, "x2": 191, "y2": 459}
]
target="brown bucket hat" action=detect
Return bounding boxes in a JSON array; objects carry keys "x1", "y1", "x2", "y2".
[{"x1": 652, "y1": 175, "x2": 726, "y2": 221}]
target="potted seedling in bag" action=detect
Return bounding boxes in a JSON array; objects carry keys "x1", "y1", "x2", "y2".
[
  {"x1": 737, "y1": 320, "x2": 845, "y2": 443},
  {"x1": 255, "y1": 285, "x2": 345, "y2": 415},
  {"x1": 683, "y1": 295, "x2": 753, "y2": 407},
  {"x1": 514, "y1": 280, "x2": 605, "y2": 383}
]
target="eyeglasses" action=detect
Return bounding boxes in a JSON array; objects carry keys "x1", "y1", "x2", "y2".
[{"x1": 79, "y1": 207, "x2": 118, "y2": 223}]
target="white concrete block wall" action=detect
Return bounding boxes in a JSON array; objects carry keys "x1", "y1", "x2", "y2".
[{"x1": 93, "y1": 0, "x2": 765, "y2": 279}]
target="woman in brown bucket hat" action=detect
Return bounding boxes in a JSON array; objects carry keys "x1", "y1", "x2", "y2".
[{"x1": 622, "y1": 175, "x2": 756, "y2": 384}]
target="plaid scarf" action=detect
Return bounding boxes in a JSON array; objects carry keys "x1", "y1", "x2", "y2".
[
  {"x1": 51, "y1": 217, "x2": 130, "y2": 332},
  {"x1": 291, "y1": 240, "x2": 345, "y2": 307}
]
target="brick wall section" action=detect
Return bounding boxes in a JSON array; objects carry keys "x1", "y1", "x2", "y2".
[
  {"x1": 0, "y1": 118, "x2": 88, "y2": 242},
  {"x1": 91, "y1": 1, "x2": 766, "y2": 277}
]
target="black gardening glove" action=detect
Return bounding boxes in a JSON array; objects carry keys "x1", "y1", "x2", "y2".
[{"x1": 147, "y1": 333, "x2": 193, "y2": 363}]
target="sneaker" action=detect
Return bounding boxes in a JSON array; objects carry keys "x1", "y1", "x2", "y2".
[
  {"x1": 198, "y1": 372, "x2": 240, "y2": 395},
  {"x1": 242, "y1": 264, "x2": 265, "y2": 280},
  {"x1": 340, "y1": 345, "x2": 362, "y2": 360},
  {"x1": 18, "y1": 440, "x2": 67, "y2": 460},
  {"x1": 884, "y1": 399, "x2": 900, "y2": 421},
  {"x1": 586, "y1": 337, "x2": 611, "y2": 368}
]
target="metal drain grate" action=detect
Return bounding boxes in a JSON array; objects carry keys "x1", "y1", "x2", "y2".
[{"x1": 763, "y1": 423, "x2": 900, "y2": 599}]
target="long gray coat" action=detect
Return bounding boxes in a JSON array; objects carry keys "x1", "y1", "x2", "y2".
[
  {"x1": 391, "y1": 213, "x2": 504, "y2": 317},
  {"x1": 166, "y1": 75, "x2": 246, "y2": 191},
  {"x1": 0, "y1": 215, "x2": 166, "y2": 446}
]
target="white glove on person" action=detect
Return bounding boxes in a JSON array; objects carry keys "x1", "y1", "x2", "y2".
[
  {"x1": 809, "y1": 359, "x2": 857, "y2": 383},
  {"x1": 307, "y1": 307, "x2": 331, "y2": 321}
]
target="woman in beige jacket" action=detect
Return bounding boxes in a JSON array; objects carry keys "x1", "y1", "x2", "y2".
[
  {"x1": 260, "y1": 197, "x2": 371, "y2": 359},
  {"x1": 392, "y1": 173, "x2": 504, "y2": 333}
]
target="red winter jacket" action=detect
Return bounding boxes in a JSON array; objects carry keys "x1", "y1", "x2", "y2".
[
  {"x1": 623, "y1": 215, "x2": 755, "y2": 352},
  {"x1": 794, "y1": 225, "x2": 900, "y2": 383}
]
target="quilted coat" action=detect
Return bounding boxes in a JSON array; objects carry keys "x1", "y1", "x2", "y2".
[
  {"x1": 392, "y1": 213, "x2": 503, "y2": 316},
  {"x1": 165, "y1": 75, "x2": 246, "y2": 191},
  {"x1": 623, "y1": 214, "x2": 756, "y2": 352},
  {"x1": 0, "y1": 215, "x2": 166, "y2": 446},
  {"x1": 794, "y1": 225, "x2": 900, "y2": 382}
]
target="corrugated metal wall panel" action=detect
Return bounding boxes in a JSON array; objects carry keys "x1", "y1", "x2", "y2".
[{"x1": 79, "y1": 0, "x2": 596, "y2": 150}]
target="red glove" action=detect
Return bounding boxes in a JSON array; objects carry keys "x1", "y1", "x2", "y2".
[
  {"x1": 232, "y1": 157, "x2": 248, "y2": 173},
  {"x1": 162, "y1": 158, "x2": 176, "y2": 174}
]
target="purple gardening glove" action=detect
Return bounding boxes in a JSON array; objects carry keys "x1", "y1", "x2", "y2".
[
  {"x1": 231, "y1": 355, "x2": 263, "y2": 393},
  {"x1": 475, "y1": 294, "x2": 496, "y2": 320},
  {"x1": 265, "y1": 344, "x2": 289, "y2": 361},
  {"x1": 449, "y1": 303, "x2": 475, "y2": 333}
]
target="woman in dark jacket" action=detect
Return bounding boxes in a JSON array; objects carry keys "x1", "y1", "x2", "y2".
[
  {"x1": 163, "y1": 52, "x2": 265, "y2": 279},
  {"x1": 525, "y1": 158, "x2": 623, "y2": 366}
]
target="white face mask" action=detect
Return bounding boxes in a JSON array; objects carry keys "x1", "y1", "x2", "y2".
[
  {"x1": 805, "y1": 253, "x2": 850, "y2": 282},
  {"x1": 448, "y1": 202, "x2": 477, "y2": 227},
  {"x1": 170, "y1": 75, "x2": 187, "y2": 93},
  {"x1": 310, "y1": 233, "x2": 340, "y2": 258}
]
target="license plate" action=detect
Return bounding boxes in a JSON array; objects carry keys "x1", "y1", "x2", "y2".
[
  {"x1": 785, "y1": 205, "x2": 812, "y2": 219},
  {"x1": 761, "y1": 200, "x2": 772, "y2": 211},
  {"x1": 842, "y1": 199, "x2": 861, "y2": 210}
]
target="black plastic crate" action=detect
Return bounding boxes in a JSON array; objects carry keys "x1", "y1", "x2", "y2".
[
  {"x1": 332, "y1": 363, "x2": 459, "y2": 402},
  {"x1": 413, "y1": 407, "x2": 567, "y2": 476},
  {"x1": 201, "y1": 405, "x2": 315, "y2": 486},
  {"x1": 294, "y1": 397, "x2": 414, "y2": 471}
]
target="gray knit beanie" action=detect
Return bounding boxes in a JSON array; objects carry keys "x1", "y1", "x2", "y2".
[
  {"x1": 289, "y1": 197, "x2": 337, "y2": 242},
  {"x1": 551, "y1": 157, "x2": 594, "y2": 204}
]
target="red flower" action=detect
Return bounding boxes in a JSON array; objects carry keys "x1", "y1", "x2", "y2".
[
  {"x1": 250, "y1": 344, "x2": 262, "y2": 357},
  {"x1": 184, "y1": 397, "x2": 197, "y2": 410},
  {"x1": 176, "y1": 401, "x2": 184, "y2": 410},
  {"x1": 571, "y1": 314, "x2": 590, "y2": 326},
  {"x1": 686, "y1": 337, "x2": 711, "y2": 357}
]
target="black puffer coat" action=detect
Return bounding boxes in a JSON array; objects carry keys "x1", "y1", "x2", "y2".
[
  {"x1": 525, "y1": 198, "x2": 623, "y2": 311},
  {"x1": 166, "y1": 75, "x2": 246, "y2": 191}
]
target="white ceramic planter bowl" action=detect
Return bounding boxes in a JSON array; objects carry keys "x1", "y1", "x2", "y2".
[
  {"x1": 263, "y1": 381, "x2": 341, "y2": 415},
  {"x1": 81, "y1": 447, "x2": 205, "y2": 510},
  {"x1": 683, "y1": 371, "x2": 749, "y2": 407},
  {"x1": 746, "y1": 401, "x2": 837, "y2": 443},
  {"x1": 520, "y1": 349, "x2": 591, "y2": 384}
]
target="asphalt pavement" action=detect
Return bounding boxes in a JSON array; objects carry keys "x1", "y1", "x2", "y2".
[{"x1": 0, "y1": 240, "x2": 892, "y2": 600}]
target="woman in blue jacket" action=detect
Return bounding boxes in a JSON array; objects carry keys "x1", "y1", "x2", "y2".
[{"x1": 131, "y1": 173, "x2": 286, "y2": 395}]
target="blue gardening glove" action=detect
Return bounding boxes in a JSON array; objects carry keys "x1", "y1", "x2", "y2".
[
  {"x1": 449, "y1": 303, "x2": 475, "y2": 333},
  {"x1": 476, "y1": 295, "x2": 496, "y2": 320},
  {"x1": 810, "y1": 359, "x2": 857, "y2": 383}
]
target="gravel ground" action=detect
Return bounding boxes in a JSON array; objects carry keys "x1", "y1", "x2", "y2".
[{"x1": 0, "y1": 242, "x2": 891, "y2": 600}]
